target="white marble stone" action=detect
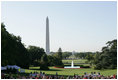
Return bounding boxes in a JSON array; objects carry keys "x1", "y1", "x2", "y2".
[{"x1": 46, "y1": 16, "x2": 50, "y2": 54}]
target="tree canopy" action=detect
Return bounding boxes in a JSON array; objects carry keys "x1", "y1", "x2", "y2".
[
  {"x1": 27, "y1": 45, "x2": 45, "y2": 66},
  {"x1": 94, "y1": 39, "x2": 117, "y2": 69},
  {"x1": 1, "y1": 23, "x2": 29, "y2": 68}
]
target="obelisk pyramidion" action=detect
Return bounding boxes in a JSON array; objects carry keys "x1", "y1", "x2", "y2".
[{"x1": 46, "y1": 16, "x2": 50, "y2": 54}]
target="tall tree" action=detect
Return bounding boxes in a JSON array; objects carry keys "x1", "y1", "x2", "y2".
[
  {"x1": 57, "y1": 48, "x2": 62, "y2": 60},
  {"x1": 1, "y1": 23, "x2": 29, "y2": 68},
  {"x1": 27, "y1": 46, "x2": 45, "y2": 66},
  {"x1": 94, "y1": 39, "x2": 117, "y2": 69},
  {"x1": 40, "y1": 54, "x2": 49, "y2": 70}
]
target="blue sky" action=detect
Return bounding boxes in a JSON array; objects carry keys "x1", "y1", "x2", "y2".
[{"x1": 1, "y1": 1, "x2": 117, "y2": 52}]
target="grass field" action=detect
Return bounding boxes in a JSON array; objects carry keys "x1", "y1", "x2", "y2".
[
  {"x1": 25, "y1": 67, "x2": 117, "y2": 76},
  {"x1": 62, "y1": 59, "x2": 90, "y2": 66},
  {"x1": 23, "y1": 59, "x2": 117, "y2": 76},
  {"x1": 62, "y1": 59, "x2": 87, "y2": 63}
]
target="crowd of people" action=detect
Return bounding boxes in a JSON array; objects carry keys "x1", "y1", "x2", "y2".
[{"x1": 1, "y1": 71, "x2": 117, "y2": 79}]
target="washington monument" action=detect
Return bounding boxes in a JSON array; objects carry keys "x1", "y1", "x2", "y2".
[{"x1": 46, "y1": 16, "x2": 50, "y2": 54}]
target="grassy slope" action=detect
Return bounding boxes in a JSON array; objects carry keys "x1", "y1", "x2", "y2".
[
  {"x1": 25, "y1": 67, "x2": 117, "y2": 76},
  {"x1": 24, "y1": 59, "x2": 117, "y2": 76}
]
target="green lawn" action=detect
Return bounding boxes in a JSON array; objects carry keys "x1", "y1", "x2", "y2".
[
  {"x1": 24, "y1": 59, "x2": 117, "y2": 76},
  {"x1": 62, "y1": 59, "x2": 90, "y2": 66},
  {"x1": 25, "y1": 67, "x2": 117, "y2": 76},
  {"x1": 62, "y1": 59, "x2": 87, "y2": 63}
]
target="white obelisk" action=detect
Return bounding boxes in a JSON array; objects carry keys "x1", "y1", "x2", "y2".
[{"x1": 46, "y1": 16, "x2": 50, "y2": 54}]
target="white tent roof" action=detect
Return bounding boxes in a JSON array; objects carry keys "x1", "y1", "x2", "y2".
[
  {"x1": 6, "y1": 65, "x2": 21, "y2": 69},
  {"x1": 1, "y1": 66, "x2": 7, "y2": 70}
]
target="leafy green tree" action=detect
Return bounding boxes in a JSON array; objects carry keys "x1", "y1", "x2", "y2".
[
  {"x1": 62, "y1": 52, "x2": 72, "y2": 59},
  {"x1": 93, "y1": 52, "x2": 100, "y2": 64},
  {"x1": 57, "y1": 48, "x2": 62, "y2": 60},
  {"x1": 47, "y1": 55, "x2": 64, "y2": 66},
  {"x1": 40, "y1": 54, "x2": 49, "y2": 70},
  {"x1": 1, "y1": 23, "x2": 29, "y2": 68},
  {"x1": 94, "y1": 39, "x2": 117, "y2": 70},
  {"x1": 50, "y1": 48, "x2": 64, "y2": 67},
  {"x1": 85, "y1": 53, "x2": 94, "y2": 66},
  {"x1": 74, "y1": 52, "x2": 94, "y2": 59},
  {"x1": 27, "y1": 46, "x2": 45, "y2": 66}
]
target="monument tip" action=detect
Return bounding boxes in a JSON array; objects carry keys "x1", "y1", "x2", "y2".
[{"x1": 46, "y1": 16, "x2": 48, "y2": 19}]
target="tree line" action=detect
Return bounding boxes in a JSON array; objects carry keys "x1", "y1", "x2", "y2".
[
  {"x1": 73, "y1": 40, "x2": 117, "y2": 70},
  {"x1": 1, "y1": 23, "x2": 117, "y2": 70},
  {"x1": 1, "y1": 23, "x2": 29, "y2": 68},
  {"x1": 1, "y1": 23, "x2": 63, "y2": 69},
  {"x1": 93, "y1": 39, "x2": 117, "y2": 69}
]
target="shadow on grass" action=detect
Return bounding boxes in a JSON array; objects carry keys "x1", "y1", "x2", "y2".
[
  {"x1": 43, "y1": 69, "x2": 62, "y2": 71},
  {"x1": 46, "y1": 73, "x2": 70, "y2": 78},
  {"x1": 29, "y1": 69, "x2": 62, "y2": 71}
]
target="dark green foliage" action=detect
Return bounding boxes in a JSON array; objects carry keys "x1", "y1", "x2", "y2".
[
  {"x1": 62, "y1": 52, "x2": 72, "y2": 59},
  {"x1": 85, "y1": 53, "x2": 94, "y2": 61},
  {"x1": 53, "y1": 58, "x2": 64, "y2": 66},
  {"x1": 74, "y1": 52, "x2": 95, "y2": 59},
  {"x1": 48, "y1": 48, "x2": 64, "y2": 67},
  {"x1": 57, "y1": 48, "x2": 62, "y2": 60},
  {"x1": 40, "y1": 54, "x2": 49, "y2": 70},
  {"x1": 94, "y1": 63, "x2": 102, "y2": 70},
  {"x1": 47, "y1": 55, "x2": 56, "y2": 66},
  {"x1": 94, "y1": 39, "x2": 117, "y2": 70},
  {"x1": 27, "y1": 46, "x2": 45, "y2": 66},
  {"x1": 47, "y1": 55, "x2": 64, "y2": 66},
  {"x1": 85, "y1": 53, "x2": 95, "y2": 66},
  {"x1": 73, "y1": 39, "x2": 117, "y2": 70},
  {"x1": 1, "y1": 23, "x2": 29, "y2": 68},
  {"x1": 6, "y1": 68, "x2": 17, "y2": 74}
]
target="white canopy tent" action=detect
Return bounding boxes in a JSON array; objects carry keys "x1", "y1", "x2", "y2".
[
  {"x1": 1, "y1": 65, "x2": 21, "y2": 70},
  {"x1": 1, "y1": 67, "x2": 7, "y2": 70},
  {"x1": 6, "y1": 65, "x2": 21, "y2": 69}
]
